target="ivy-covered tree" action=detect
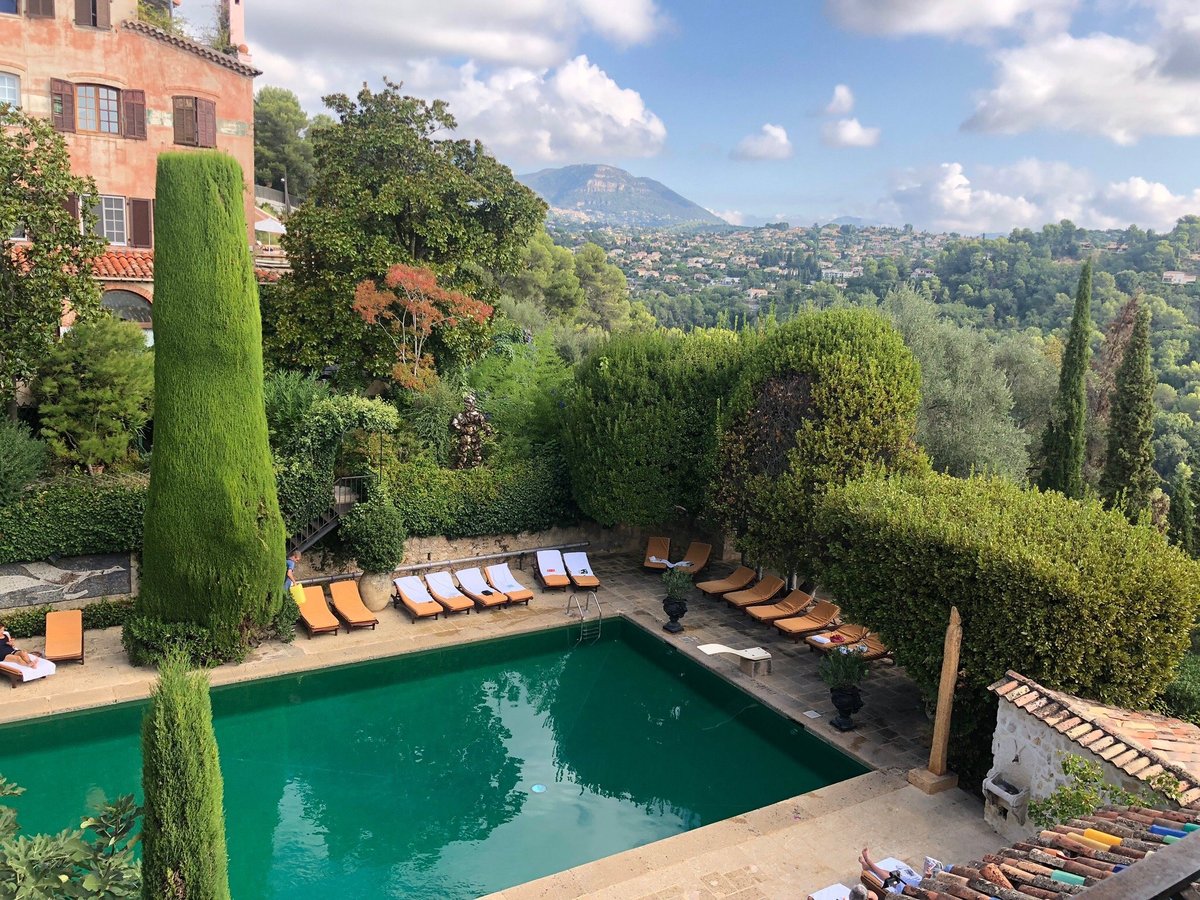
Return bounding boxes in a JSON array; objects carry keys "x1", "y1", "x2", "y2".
[
  {"x1": 264, "y1": 79, "x2": 546, "y2": 379},
  {"x1": 1100, "y1": 305, "x2": 1157, "y2": 520},
  {"x1": 134, "y1": 152, "x2": 286, "y2": 659},
  {"x1": 0, "y1": 106, "x2": 104, "y2": 418},
  {"x1": 141, "y1": 654, "x2": 231, "y2": 900},
  {"x1": 35, "y1": 314, "x2": 153, "y2": 472},
  {"x1": 1169, "y1": 464, "x2": 1195, "y2": 555},
  {"x1": 1038, "y1": 261, "x2": 1093, "y2": 498},
  {"x1": 712, "y1": 308, "x2": 926, "y2": 576}
]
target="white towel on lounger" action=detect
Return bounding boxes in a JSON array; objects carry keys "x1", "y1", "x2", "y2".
[{"x1": 4, "y1": 656, "x2": 57, "y2": 682}]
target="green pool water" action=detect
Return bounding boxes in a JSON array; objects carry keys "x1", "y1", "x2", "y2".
[{"x1": 1, "y1": 619, "x2": 866, "y2": 898}]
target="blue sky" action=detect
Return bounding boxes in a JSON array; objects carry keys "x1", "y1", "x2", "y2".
[{"x1": 243, "y1": 0, "x2": 1200, "y2": 232}]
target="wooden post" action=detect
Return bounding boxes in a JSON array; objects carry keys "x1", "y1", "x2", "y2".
[{"x1": 908, "y1": 605, "x2": 962, "y2": 794}]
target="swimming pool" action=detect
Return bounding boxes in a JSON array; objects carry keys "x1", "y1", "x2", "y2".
[{"x1": 1, "y1": 619, "x2": 866, "y2": 898}]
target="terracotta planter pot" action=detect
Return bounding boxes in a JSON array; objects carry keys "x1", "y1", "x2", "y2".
[{"x1": 358, "y1": 571, "x2": 393, "y2": 612}]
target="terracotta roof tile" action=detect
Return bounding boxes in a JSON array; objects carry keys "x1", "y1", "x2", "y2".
[
  {"x1": 91, "y1": 248, "x2": 286, "y2": 285},
  {"x1": 121, "y1": 20, "x2": 261, "y2": 77}
]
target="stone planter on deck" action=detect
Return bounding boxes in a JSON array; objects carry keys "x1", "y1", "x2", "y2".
[{"x1": 358, "y1": 572, "x2": 394, "y2": 612}]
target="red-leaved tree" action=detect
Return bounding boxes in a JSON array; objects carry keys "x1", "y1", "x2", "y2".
[{"x1": 352, "y1": 264, "x2": 492, "y2": 391}]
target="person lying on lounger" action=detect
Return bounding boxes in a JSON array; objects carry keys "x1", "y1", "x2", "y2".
[
  {"x1": 0, "y1": 624, "x2": 38, "y2": 667},
  {"x1": 858, "y1": 848, "x2": 949, "y2": 894}
]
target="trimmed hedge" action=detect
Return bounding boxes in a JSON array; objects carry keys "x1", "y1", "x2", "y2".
[
  {"x1": 1160, "y1": 654, "x2": 1200, "y2": 725},
  {"x1": 815, "y1": 472, "x2": 1200, "y2": 787},
  {"x1": 390, "y1": 454, "x2": 578, "y2": 537},
  {"x1": 1, "y1": 598, "x2": 133, "y2": 638},
  {"x1": 0, "y1": 475, "x2": 145, "y2": 565}
]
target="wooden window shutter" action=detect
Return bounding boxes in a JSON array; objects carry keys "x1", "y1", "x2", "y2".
[
  {"x1": 122, "y1": 89, "x2": 145, "y2": 139},
  {"x1": 172, "y1": 96, "x2": 195, "y2": 145},
  {"x1": 128, "y1": 198, "x2": 152, "y2": 248},
  {"x1": 95, "y1": 0, "x2": 108, "y2": 27},
  {"x1": 197, "y1": 98, "x2": 217, "y2": 148},
  {"x1": 73, "y1": 0, "x2": 88, "y2": 25},
  {"x1": 26, "y1": 0, "x2": 54, "y2": 17},
  {"x1": 62, "y1": 193, "x2": 79, "y2": 221},
  {"x1": 50, "y1": 79, "x2": 75, "y2": 132}
]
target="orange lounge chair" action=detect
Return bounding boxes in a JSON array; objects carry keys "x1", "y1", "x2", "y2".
[
  {"x1": 696, "y1": 566, "x2": 755, "y2": 597},
  {"x1": 43, "y1": 609, "x2": 84, "y2": 663},
  {"x1": 392, "y1": 576, "x2": 443, "y2": 622},
  {"x1": 773, "y1": 601, "x2": 840, "y2": 640},
  {"x1": 676, "y1": 541, "x2": 712, "y2": 575},
  {"x1": 422, "y1": 572, "x2": 474, "y2": 615},
  {"x1": 456, "y1": 567, "x2": 509, "y2": 609},
  {"x1": 746, "y1": 589, "x2": 813, "y2": 623},
  {"x1": 328, "y1": 580, "x2": 380, "y2": 632},
  {"x1": 563, "y1": 552, "x2": 600, "y2": 590},
  {"x1": 535, "y1": 549, "x2": 570, "y2": 589},
  {"x1": 643, "y1": 536, "x2": 671, "y2": 570},
  {"x1": 299, "y1": 585, "x2": 341, "y2": 637},
  {"x1": 841, "y1": 633, "x2": 890, "y2": 661},
  {"x1": 804, "y1": 624, "x2": 870, "y2": 653},
  {"x1": 724, "y1": 575, "x2": 785, "y2": 608},
  {"x1": 484, "y1": 563, "x2": 533, "y2": 605}
]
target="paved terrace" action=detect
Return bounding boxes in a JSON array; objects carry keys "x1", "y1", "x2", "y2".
[{"x1": 0, "y1": 554, "x2": 998, "y2": 896}]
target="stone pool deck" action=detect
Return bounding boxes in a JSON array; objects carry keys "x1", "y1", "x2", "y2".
[{"x1": 0, "y1": 554, "x2": 1000, "y2": 896}]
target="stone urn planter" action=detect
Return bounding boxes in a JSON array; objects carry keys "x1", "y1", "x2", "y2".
[
  {"x1": 661, "y1": 568, "x2": 693, "y2": 634},
  {"x1": 819, "y1": 649, "x2": 869, "y2": 732},
  {"x1": 357, "y1": 571, "x2": 394, "y2": 612}
]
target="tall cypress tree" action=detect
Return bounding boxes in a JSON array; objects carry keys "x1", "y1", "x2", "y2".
[
  {"x1": 141, "y1": 654, "x2": 231, "y2": 900},
  {"x1": 136, "y1": 152, "x2": 285, "y2": 655},
  {"x1": 1169, "y1": 464, "x2": 1195, "y2": 555},
  {"x1": 1039, "y1": 261, "x2": 1093, "y2": 498},
  {"x1": 1100, "y1": 304, "x2": 1157, "y2": 520}
]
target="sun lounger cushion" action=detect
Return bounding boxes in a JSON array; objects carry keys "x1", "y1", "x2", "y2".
[
  {"x1": 456, "y1": 568, "x2": 509, "y2": 607},
  {"x1": 393, "y1": 577, "x2": 443, "y2": 619},
  {"x1": 724, "y1": 575, "x2": 785, "y2": 608},
  {"x1": 484, "y1": 564, "x2": 533, "y2": 603},
  {"x1": 696, "y1": 566, "x2": 755, "y2": 596},
  {"x1": 805, "y1": 624, "x2": 869, "y2": 652},
  {"x1": 536, "y1": 550, "x2": 570, "y2": 587},
  {"x1": 644, "y1": 536, "x2": 670, "y2": 569},
  {"x1": 677, "y1": 541, "x2": 712, "y2": 573},
  {"x1": 774, "y1": 601, "x2": 840, "y2": 637},
  {"x1": 422, "y1": 572, "x2": 474, "y2": 613},
  {"x1": 0, "y1": 656, "x2": 57, "y2": 683},
  {"x1": 745, "y1": 589, "x2": 812, "y2": 622},
  {"x1": 563, "y1": 552, "x2": 600, "y2": 588},
  {"x1": 43, "y1": 609, "x2": 84, "y2": 663},
  {"x1": 299, "y1": 585, "x2": 340, "y2": 634},
  {"x1": 328, "y1": 581, "x2": 379, "y2": 629}
]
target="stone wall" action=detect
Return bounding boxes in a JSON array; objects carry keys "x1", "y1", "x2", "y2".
[{"x1": 984, "y1": 700, "x2": 1149, "y2": 842}]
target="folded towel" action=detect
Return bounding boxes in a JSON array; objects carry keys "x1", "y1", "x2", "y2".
[{"x1": 810, "y1": 635, "x2": 831, "y2": 644}]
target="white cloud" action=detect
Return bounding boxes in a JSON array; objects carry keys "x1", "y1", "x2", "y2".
[
  {"x1": 824, "y1": 0, "x2": 1076, "y2": 38},
  {"x1": 887, "y1": 159, "x2": 1200, "y2": 233},
  {"x1": 709, "y1": 209, "x2": 746, "y2": 226},
  {"x1": 821, "y1": 118, "x2": 881, "y2": 148},
  {"x1": 575, "y1": 0, "x2": 665, "y2": 45},
  {"x1": 732, "y1": 124, "x2": 794, "y2": 160},
  {"x1": 825, "y1": 84, "x2": 855, "y2": 116},
  {"x1": 967, "y1": 32, "x2": 1200, "y2": 144}
]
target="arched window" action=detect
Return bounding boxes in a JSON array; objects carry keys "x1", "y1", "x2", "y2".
[{"x1": 102, "y1": 290, "x2": 154, "y2": 345}]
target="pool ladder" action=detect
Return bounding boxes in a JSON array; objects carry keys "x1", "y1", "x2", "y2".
[{"x1": 567, "y1": 591, "x2": 602, "y2": 645}]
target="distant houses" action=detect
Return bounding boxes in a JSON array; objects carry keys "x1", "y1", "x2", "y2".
[{"x1": 1163, "y1": 270, "x2": 1198, "y2": 285}]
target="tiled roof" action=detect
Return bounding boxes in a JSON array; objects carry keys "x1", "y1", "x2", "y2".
[
  {"x1": 908, "y1": 803, "x2": 1200, "y2": 897},
  {"x1": 92, "y1": 248, "x2": 287, "y2": 285},
  {"x1": 990, "y1": 671, "x2": 1200, "y2": 809},
  {"x1": 121, "y1": 20, "x2": 262, "y2": 77}
]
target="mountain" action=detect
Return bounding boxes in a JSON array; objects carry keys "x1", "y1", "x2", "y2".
[{"x1": 520, "y1": 164, "x2": 725, "y2": 228}]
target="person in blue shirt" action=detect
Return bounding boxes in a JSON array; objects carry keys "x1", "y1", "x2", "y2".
[{"x1": 284, "y1": 550, "x2": 301, "y2": 592}]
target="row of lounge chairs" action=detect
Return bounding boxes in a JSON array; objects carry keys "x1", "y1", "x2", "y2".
[
  {"x1": 534, "y1": 549, "x2": 601, "y2": 590},
  {"x1": 394, "y1": 565, "x2": 533, "y2": 621},
  {"x1": 695, "y1": 566, "x2": 891, "y2": 661},
  {"x1": 1, "y1": 609, "x2": 85, "y2": 687},
  {"x1": 642, "y1": 538, "x2": 712, "y2": 573},
  {"x1": 298, "y1": 581, "x2": 380, "y2": 637}
]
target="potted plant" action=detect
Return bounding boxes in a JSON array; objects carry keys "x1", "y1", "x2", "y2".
[
  {"x1": 661, "y1": 567, "x2": 693, "y2": 634},
  {"x1": 338, "y1": 489, "x2": 407, "y2": 611},
  {"x1": 819, "y1": 648, "x2": 869, "y2": 731}
]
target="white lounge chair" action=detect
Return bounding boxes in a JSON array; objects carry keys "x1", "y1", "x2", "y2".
[
  {"x1": 392, "y1": 576, "x2": 443, "y2": 621},
  {"x1": 422, "y1": 572, "x2": 474, "y2": 615},
  {"x1": 563, "y1": 551, "x2": 600, "y2": 589},
  {"x1": 455, "y1": 567, "x2": 509, "y2": 609},
  {"x1": 535, "y1": 549, "x2": 570, "y2": 589},
  {"x1": 484, "y1": 563, "x2": 533, "y2": 605}
]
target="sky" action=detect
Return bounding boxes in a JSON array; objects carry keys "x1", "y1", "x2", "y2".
[{"x1": 232, "y1": 0, "x2": 1200, "y2": 233}]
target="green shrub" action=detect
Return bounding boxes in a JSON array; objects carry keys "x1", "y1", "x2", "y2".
[
  {"x1": 271, "y1": 589, "x2": 300, "y2": 644},
  {"x1": 123, "y1": 616, "x2": 245, "y2": 668},
  {"x1": 818, "y1": 649, "x2": 869, "y2": 689},
  {"x1": 713, "y1": 308, "x2": 925, "y2": 576},
  {"x1": 1028, "y1": 755, "x2": 1167, "y2": 829},
  {"x1": 2, "y1": 598, "x2": 134, "y2": 638},
  {"x1": 814, "y1": 471, "x2": 1200, "y2": 786},
  {"x1": 338, "y1": 490, "x2": 406, "y2": 573},
  {"x1": 1160, "y1": 654, "x2": 1200, "y2": 724},
  {"x1": 34, "y1": 313, "x2": 154, "y2": 472},
  {"x1": 136, "y1": 152, "x2": 286, "y2": 658},
  {"x1": 140, "y1": 653, "x2": 231, "y2": 899},
  {"x1": 561, "y1": 328, "x2": 750, "y2": 526},
  {"x1": 0, "y1": 421, "x2": 45, "y2": 505},
  {"x1": 0, "y1": 474, "x2": 146, "y2": 564},
  {"x1": 389, "y1": 453, "x2": 577, "y2": 537}
]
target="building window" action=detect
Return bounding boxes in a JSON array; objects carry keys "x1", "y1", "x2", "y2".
[
  {"x1": 102, "y1": 290, "x2": 154, "y2": 346},
  {"x1": 74, "y1": 0, "x2": 109, "y2": 27},
  {"x1": 0, "y1": 73, "x2": 18, "y2": 107},
  {"x1": 173, "y1": 95, "x2": 217, "y2": 147},
  {"x1": 90, "y1": 195, "x2": 126, "y2": 245},
  {"x1": 0, "y1": 0, "x2": 18, "y2": 15},
  {"x1": 25, "y1": 0, "x2": 54, "y2": 17},
  {"x1": 76, "y1": 84, "x2": 120, "y2": 134}
]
